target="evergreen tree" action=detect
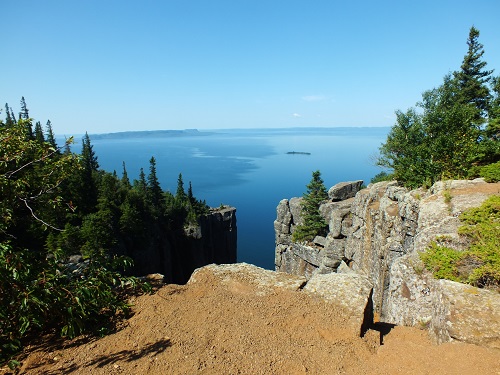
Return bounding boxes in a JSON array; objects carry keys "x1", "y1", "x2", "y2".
[
  {"x1": 147, "y1": 156, "x2": 164, "y2": 207},
  {"x1": 10, "y1": 107, "x2": 16, "y2": 125},
  {"x1": 187, "y1": 181, "x2": 194, "y2": 204},
  {"x1": 292, "y1": 170, "x2": 329, "y2": 242},
  {"x1": 45, "y1": 120, "x2": 58, "y2": 149},
  {"x1": 487, "y1": 76, "x2": 500, "y2": 140},
  {"x1": 121, "y1": 161, "x2": 131, "y2": 188},
  {"x1": 453, "y1": 26, "x2": 493, "y2": 120},
  {"x1": 19, "y1": 97, "x2": 33, "y2": 139},
  {"x1": 175, "y1": 173, "x2": 187, "y2": 203},
  {"x1": 135, "y1": 167, "x2": 147, "y2": 194},
  {"x1": 4, "y1": 103, "x2": 15, "y2": 127},
  {"x1": 34, "y1": 121, "x2": 45, "y2": 143},
  {"x1": 73, "y1": 132, "x2": 99, "y2": 215},
  {"x1": 19, "y1": 96, "x2": 29, "y2": 120},
  {"x1": 81, "y1": 132, "x2": 99, "y2": 171}
]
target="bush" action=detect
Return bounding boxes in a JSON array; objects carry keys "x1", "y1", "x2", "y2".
[
  {"x1": 479, "y1": 161, "x2": 500, "y2": 182},
  {"x1": 370, "y1": 171, "x2": 394, "y2": 184},
  {"x1": 420, "y1": 195, "x2": 500, "y2": 290},
  {"x1": 0, "y1": 242, "x2": 143, "y2": 364}
]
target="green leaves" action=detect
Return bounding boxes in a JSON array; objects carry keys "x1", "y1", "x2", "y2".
[{"x1": 378, "y1": 27, "x2": 499, "y2": 188}]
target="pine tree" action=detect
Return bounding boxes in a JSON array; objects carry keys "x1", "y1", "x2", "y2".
[
  {"x1": 34, "y1": 121, "x2": 45, "y2": 143},
  {"x1": 454, "y1": 26, "x2": 493, "y2": 121},
  {"x1": 4, "y1": 103, "x2": 15, "y2": 127},
  {"x1": 147, "y1": 156, "x2": 163, "y2": 207},
  {"x1": 187, "y1": 181, "x2": 194, "y2": 204},
  {"x1": 81, "y1": 132, "x2": 99, "y2": 171},
  {"x1": 121, "y1": 161, "x2": 131, "y2": 188},
  {"x1": 19, "y1": 97, "x2": 33, "y2": 139},
  {"x1": 45, "y1": 120, "x2": 58, "y2": 149},
  {"x1": 135, "y1": 167, "x2": 147, "y2": 194},
  {"x1": 292, "y1": 170, "x2": 329, "y2": 242},
  {"x1": 19, "y1": 96, "x2": 29, "y2": 120},
  {"x1": 175, "y1": 173, "x2": 187, "y2": 205}
]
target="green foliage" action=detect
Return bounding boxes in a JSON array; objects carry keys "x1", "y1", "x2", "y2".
[
  {"x1": 378, "y1": 27, "x2": 499, "y2": 188},
  {"x1": 370, "y1": 171, "x2": 394, "y2": 184},
  {"x1": 479, "y1": 161, "x2": 500, "y2": 182},
  {"x1": 1, "y1": 98, "x2": 214, "y2": 364},
  {"x1": 420, "y1": 195, "x2": 500, "y2": 289},
  {"x1": 292, "y1": 170, "x2": 329, "y2": 243},
  {"x1": 420, "y1": 243, "x2": 462, "y2": 281}
]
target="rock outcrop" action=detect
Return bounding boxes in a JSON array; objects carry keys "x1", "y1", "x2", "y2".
[
  {"x1": 275, "y1": 178, "x2": 500, "y2": 348},
  {"x1": 132, "y1": 206, "x2": 237, "y2": 284},
  {"x1": 189, "y1": 263, "x2": 374, "y2": 336}
]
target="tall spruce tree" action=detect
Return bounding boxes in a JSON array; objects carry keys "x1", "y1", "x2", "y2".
[
  {"x1": 121, "y1": 161, "x2": 131, "y2": 188},
  {"x1": 4, "y1": 103, "x2": 15, "y2": 127},
  {"x1": 19, "y1": 97, "x2": 33, "y2": 139},
  {"x1": 454, "y1": 26, "x2": 493, "y2": 121},
  {"x1": 292, "y1": 170, "x2": 329, "y2": 242},
  {"x1": 45, "y1": 120, "x2": 58, "y2": 149},
  {"x1": 147, "y1": 156, "x2": 163, "y2": 208},
  {"x1": 34, "y1": 121, "x2": 45, "y2": 143}
]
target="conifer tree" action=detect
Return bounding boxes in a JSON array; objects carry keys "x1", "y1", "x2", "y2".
[
  {"x1": 147, "y1": 156, "x2": 163, "y2": 207},
  {"x1": 176, "y1": 173, "x2": 187, "y2": 203},
  {"x1": 19, "y1": 97, "x2": 33, "y2": 139},
  {"x1": 81, "y1": 132, "x2": 99, "y2": 171},
  {"x1": 4, "y1": 103, "x2": 15, "y2": 127},
  {"x1": 136, "y1": 167, "x2": 147, "y2": 194},
  {"x1": 34, "y1": 121, "x2": 45, "y2": 143},
  {"x1": 121, "y1": 161, "x2": 131, "y2": 188},
  {"x1": 292, "y1": 170, "x2": 329, "y2": 242},
  {"x1": 45, "y1": 120, "x2": 58, "y2": 149},
  {"x1": 454, "y1": 26, "x2": 493, "y2": 120},
  {"x1": 19, "y1": 96, "x2": 29, "y2": 120}
]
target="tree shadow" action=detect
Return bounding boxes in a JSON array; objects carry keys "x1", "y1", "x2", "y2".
[{"x1": 85, "y1": 337, "x2": 172, "y2": 368}]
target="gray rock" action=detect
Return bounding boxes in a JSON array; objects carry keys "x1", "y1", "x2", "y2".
[
  {"x1": 313, "y1": 236, "x2": 326, "y2": 247},
  {"x1": 328, "y1": 180, "x2": 364, "y2": 201},
  {"x1": 430, "y1": 279, "x2": 500, "y2": 349},
  {"x1": 303, "y1": 272, "x2": 373, "y2": 335},
  {"x1": 189, "y1": 263, "x2": 307, "y2": 295}
]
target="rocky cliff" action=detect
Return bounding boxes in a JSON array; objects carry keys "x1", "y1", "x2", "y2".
[
  {"x1": 275, "y1": 179, "x2": 500, "y2": 348},
  {"x1": 131, "y1": 206, "x2": 237, "y2": 284}
]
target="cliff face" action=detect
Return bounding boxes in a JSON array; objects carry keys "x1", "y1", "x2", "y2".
[
  {"x1": 131, "y1": 206, "x2": 237, "y2": 284},
  {"x1": 275, "y1": 179, "x2": 500, "y2": 348}
]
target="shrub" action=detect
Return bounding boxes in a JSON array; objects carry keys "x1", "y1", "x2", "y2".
[
  {"x1": 479, "y1": 161, "x2": 500, "y2": 182},
  {"x1": 370, "y1": 171, "x2": 394, "y2": 184},
  {"x1": 420, "y1": 195, "x2": 500, "y2": 290}
]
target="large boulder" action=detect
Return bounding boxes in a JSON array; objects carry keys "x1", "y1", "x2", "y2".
[
  {"x1": 188, "y1": 263, "x2": 373, "y2": 336},
  {"x1": 189, "y1": 263, "x2": 306, "y2": 295},
  {"x1": 303, "y1": 272, "x2": 373, "y2": 335},
  {"x1": 430, "y1": 279, "x2": 500, "y2": 349},
  {"x1": 328, "y1": 180, "x2": 364, "y2": 201}
]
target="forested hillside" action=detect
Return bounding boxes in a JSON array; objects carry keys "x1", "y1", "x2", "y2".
[{"x1": 0, "y1": 102, "x2": 210, "y2": 365}]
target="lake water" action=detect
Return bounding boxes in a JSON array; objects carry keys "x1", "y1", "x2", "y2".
[{"x1": 78, "y1": 127, "x2": 389, "y2": 270}]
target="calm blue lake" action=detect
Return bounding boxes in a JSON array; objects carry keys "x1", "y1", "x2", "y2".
[{"x1": 73, "y1": 127, "x2": 389, "y2": 270}]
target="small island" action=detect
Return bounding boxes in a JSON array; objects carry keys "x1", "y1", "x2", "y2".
[{"x1": 286, "y1": 151, "x2": 311, "y2": 155}]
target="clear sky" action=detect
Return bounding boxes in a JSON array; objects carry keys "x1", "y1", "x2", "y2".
[{"x1": 3, "y1": 0, "x2": 500, "y2": 135}]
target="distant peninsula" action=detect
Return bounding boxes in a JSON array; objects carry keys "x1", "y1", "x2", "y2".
[{"x1": 286, "y1": 151, "x2": 311, "y2": 155}]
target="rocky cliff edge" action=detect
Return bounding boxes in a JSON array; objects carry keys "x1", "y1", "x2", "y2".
[{"x1": 275, "y1": 178, "x2": 500, "y2": 348}]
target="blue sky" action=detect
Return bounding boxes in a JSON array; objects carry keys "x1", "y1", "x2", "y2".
[{"x1": 3, "y1": 0, "x2": 500, "y2": 135}]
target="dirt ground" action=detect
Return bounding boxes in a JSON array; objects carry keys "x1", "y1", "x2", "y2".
[{"x1": 3, "y1": 270, "x2": 500, "y2": 375}]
